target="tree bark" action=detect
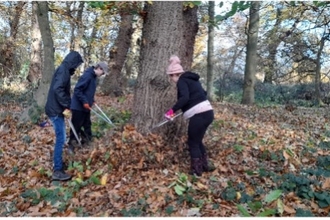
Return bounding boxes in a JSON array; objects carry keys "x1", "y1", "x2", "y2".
[
  {"x1": 241, "y1": 1, "x2": 260, "y2": 105},
  {"x1": 27, "y1": 1, "x2": 42, "y2": 84},
  {"x1": 70, "y1": 1, "x2": 85, "y2": 75},
  {"x1": 207, "y1": 1, "x2": 215, "y2": 101},
  {"x1": 132, "y1": 2, "x2": 198, "y2": 136},
  {"x1": 315, "y1": 35, "x2": 326, "y2": 106},
  {"x1": 263, "y1": 8, "x2": 282, "y2": 84},
  {"x1": 101, "y1": 13, "x2": 133, "y2": 97},
  {"x1": 84, "y1": 15, "x2": 99, "y2": 67},
  {"x1": 20, "y1": 1, "x2": 55, "y2": 122},
  {"x1": 1, "y1": 1, "x2": 26, "y2": 77}
]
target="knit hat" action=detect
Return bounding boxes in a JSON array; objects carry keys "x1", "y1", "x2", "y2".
[
  {"x1": 166, "y1": 55, "x2": 184, "y2": 75},
  {"x1": 96, "y1": 62, "x2": 109, "y2": 74}
]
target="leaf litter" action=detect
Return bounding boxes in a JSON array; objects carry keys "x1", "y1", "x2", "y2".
[{"x1": 1, "y1": 95, "x2": 330, "y2": 216}]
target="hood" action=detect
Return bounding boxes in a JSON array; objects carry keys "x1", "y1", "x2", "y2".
[
  {"x1": 62, "y1": 51, "x2": 83, "y2": 73},
  {"x1": 181, "y1": 71, "x2": 200, "y2": 81}
]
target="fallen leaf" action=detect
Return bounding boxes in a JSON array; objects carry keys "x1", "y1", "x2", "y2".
[
  {"x1": 322, "y1": 178, "x2": 330, "y2": 189},
  {"x1": 101, "y1": 174, "x2": 108, "y2": 185},
  {"x1": 284, "y1": 205, "x2": 296, "y2": 214}
]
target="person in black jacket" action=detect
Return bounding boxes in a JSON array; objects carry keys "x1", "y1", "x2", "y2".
[
  {"x1": 68, "y1": 62, "x2": 109, "y2": 154},
  {"x1": 164, "y1": 55, "x2": 214, "y2": 176},
  {"x1": 45, "y1": 51, "x2": 83, "y2": 181}
]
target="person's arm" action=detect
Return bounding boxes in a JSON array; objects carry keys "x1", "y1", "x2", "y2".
[
  {"x1": 53, "y1": 67, "x2": 71, "y2": 109},
  {"x1": 172, "y1": 80, "x2": 189, "y2": 112}
]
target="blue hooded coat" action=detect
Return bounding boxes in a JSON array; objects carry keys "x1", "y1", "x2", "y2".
[
  {"x1": 45, "y1": 51, "x2": 83, "y2": 117},
  {"x1": 70, "y1": 66, "x2": 97, "y2": 112}
]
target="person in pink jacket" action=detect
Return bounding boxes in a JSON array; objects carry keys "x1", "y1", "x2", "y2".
[{"x1": 164, "y1": 55, "x2": 214, "y2": 176}]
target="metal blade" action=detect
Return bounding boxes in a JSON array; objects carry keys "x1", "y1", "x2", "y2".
[
  {"x1": 94, "y1": 103, "x2": 113, "y2": 124},
  {"x1": 151, "y1": 112, "x2": 182, "y2": 130},
  {"x1": 91, "y1": 108, "x2": 113, "y2": 126}
]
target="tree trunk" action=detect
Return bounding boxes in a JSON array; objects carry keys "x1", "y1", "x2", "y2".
[
  {"x1": 20, "y1": 1, "x2": 55, "y2": 122},
  {"x1": 2, "y1": 1, "x2": 26, "y2": 77},
  {"x1": 72, "y1": 2, "x2": 85, "y2": 53},
  {"x1": 132, "y1": 2, "x2": 198, "y2": 136},
  {"x1": 206, "y1": 1, "x2": 215, "y2": 102},
  {"x1": 84, "y1": 15, "x2": 99, "y2": 67},
  {"x1": 263, "y1": 7, "x2": 282, "y2": 84},
  {"x1": 125, "y1": 16, "x2": 143, "y2": 79},
  {"x1": 70, "y1": 1, "x2": 85, "y2": 75},
  {"x1": 241, "y1": 1, "x2": 260, "y2": 105},
  {"x1": 315, "y1": 35, "x2": 326, "y2": 106},
  {"x1": 101, "y1": 13, "x2": 134, "y2": 97},
  {"x1": 27, "y1": 1, "x2": 42, "y2": 84}
]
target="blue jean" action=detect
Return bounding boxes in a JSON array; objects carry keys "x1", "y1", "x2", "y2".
[{"x1": 49, "y1": 116, "x2": 66, "y2": 171}]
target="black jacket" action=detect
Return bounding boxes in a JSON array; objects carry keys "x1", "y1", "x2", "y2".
[
  {"x1": 45, "y1": 51, "x2": 83, "y2": 117},
  {"x1": 172, "y1": 71, "x2": 207, "y2": 113},
  {"x1": 71, "y1": 67, "x2": 97, "y2": 112}
]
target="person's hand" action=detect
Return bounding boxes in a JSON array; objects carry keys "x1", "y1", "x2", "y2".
[
  {"x1": 63, "y1": 109, "x2": 71, "y2": 118},
  {"x1": 164, "y1": 109, "x2": 174, "y2": 120},
  {"x1": 83, "y1": 103, "x2": 91, "y2": 110}
]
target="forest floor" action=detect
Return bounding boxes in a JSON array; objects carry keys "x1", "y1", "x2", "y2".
[{"x1": 1, "y1": 93, "x2": 330, "y2": 217}]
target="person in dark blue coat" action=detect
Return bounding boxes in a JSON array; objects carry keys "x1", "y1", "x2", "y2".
[
  {"x1": 68, "y1": 62, "x2": 109, "y2": 153},
  {"x1": 164, "y1": 55, "x2": 214, "y2": 176},
  {"x1": 45, "y1": 51, "x2": 83, "y2": 181}
]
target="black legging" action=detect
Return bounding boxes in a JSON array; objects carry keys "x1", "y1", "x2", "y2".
[
  {"x1": 187, "y1": 110, "x2": 214, "y2": 158},
  {"x1": 69, "y1": 109, "x2": 92, "y2": 142}
]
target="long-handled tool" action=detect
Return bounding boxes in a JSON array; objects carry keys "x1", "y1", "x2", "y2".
[
  {"x1": 150, "y1": 112, "x2": 182, "y2": 130},
  {"x1": 95, "y1": 104, "x2": 113, "y2": 124},
  {"x1": 91, "y1": 104, "x2": 113, "y2": 126},
  {"x1": 67, "y1": 118, "x2": 82, "y2": 147}
]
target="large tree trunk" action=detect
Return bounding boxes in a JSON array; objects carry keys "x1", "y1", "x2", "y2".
[
  {"x1": 20, "y1": 1, "x2": 55, "y2": 122},
  {"x1": 27, "y1": 1, "x2": 42, "y2": 84},
  {"x1": 101, "y1": 13, "x2": 134, "y2": 97},
  {"x1": 241, "y1": 1, "x2": 260, "y2": 105},
  {"x1": 132, "y1": 2, "x2": 198, "y2": 136},
  {"x1": 206, "y1": 1, "x2": 215, "y2": 102}
]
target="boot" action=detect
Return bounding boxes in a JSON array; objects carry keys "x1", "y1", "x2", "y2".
[
  {"x1": 201, "y1": 154, "x2": 215, "y2": 172},
  {"x1": 81, "y1": 136, "x2": 92, "y2": 147},
  {"x1": 190, "y1": 158, "x2": 203, "y2": 176},
  {"x1": 52, "y1": 170, "x2": 72, "y2": 181},
  {"x1": 67, "y1": 139, "x2": 78, "y2": 155}
]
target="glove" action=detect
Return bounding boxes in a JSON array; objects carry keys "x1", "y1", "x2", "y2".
[
  {"x1": 83, "y1": 103, "x2": 91, "y2": 110},
  {"x1": 164, "y1": 109, "x2": 174, "y2": 120},
  {"x1": 63, "y1": 109, "x2": 71, "y2": 118}
]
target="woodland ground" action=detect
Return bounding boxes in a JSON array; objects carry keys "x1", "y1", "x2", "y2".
[{"x1": 1, "y1": 93, "x2": 330, "y2": 217}]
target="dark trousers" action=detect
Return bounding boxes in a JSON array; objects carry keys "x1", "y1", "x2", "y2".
[
  {"x1": 187, "y1": 110, "x2": 214, "y2": 158},
  {"x1": 69, "y1": 110, "x2": 92, "y2": 143}
]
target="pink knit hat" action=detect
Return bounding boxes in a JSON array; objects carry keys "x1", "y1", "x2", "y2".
[{"x1": 166, "y1": 55, "x2": 184, "y2": 75}]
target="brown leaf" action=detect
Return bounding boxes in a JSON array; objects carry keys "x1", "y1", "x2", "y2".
[
  {"x1": 322, "y1": 178, "x2": 330, "y2": 189},
  {"x1": 284, "y1": 205, "x2": 296, "y2": 214}
]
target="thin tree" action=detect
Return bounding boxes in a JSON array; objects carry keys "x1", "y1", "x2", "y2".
[
  {"x1": 27, "y1": 1, "x2": 42, "y2": 84},
  {"x1": 206, "y1": 1, "x2": 215, "y2": 101},
  {"x1": 241, "y1": 1, "x2": 260, "y2": 105},
  {"x1": 20, "y1": 1, "x2": 55, "y2": 122},
  {"x1": 101, "y1": 12, "x2": 134, "y2": 96}
]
